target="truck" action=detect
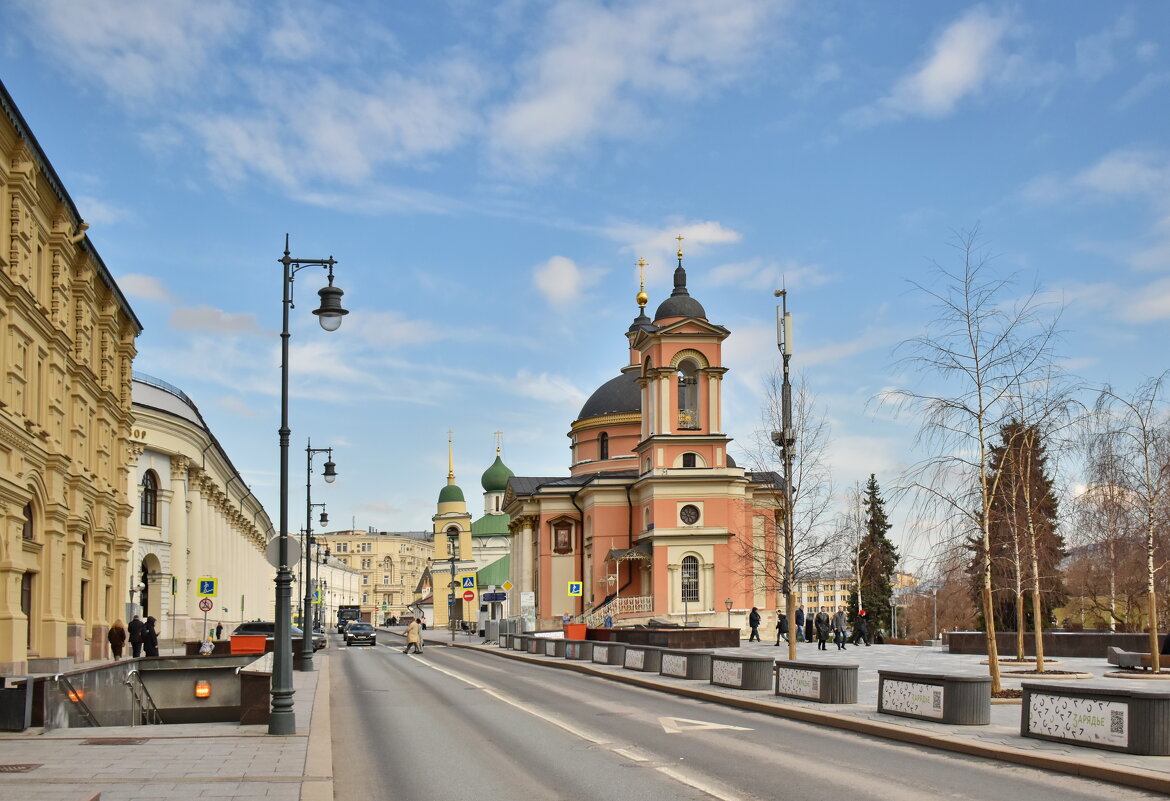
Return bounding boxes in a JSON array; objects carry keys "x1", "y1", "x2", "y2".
[{"x1": 337, "y1": 605, "x2": 361, "y2": 633}]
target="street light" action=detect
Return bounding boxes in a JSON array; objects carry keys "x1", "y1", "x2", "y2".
[
  {"x1": 725, "y1": 597, "x2": 733, "y2": 628},
  {"x1": 445, "y1": 529, "x2": 460, "y2": 645},
  {"x1": 772, "y1": 288, "x2": 796, "y2": 661},
  {"x1": 271, "y1": 235, "x2": 349, "y2": 736},
  {"x1": 301, "y1": 440, "x2": 336, "y2": 672}
]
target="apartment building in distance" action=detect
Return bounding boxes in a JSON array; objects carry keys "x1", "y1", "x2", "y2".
[{"x1": 314, "y1": 529, "x2": 434, "y2": 623}]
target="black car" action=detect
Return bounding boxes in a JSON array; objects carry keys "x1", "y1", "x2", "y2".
[
  {"x1": 344, "y1": 622, "x2": 376, "y2": 646},
  {"x1": 232, "y1": 621, "x2": 327, "y2": 651}
]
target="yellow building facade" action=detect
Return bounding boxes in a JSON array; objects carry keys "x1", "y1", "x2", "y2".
[
  {"x1": 0, "y1": 80, "x2": 142, "y2": 673},
  {"x1": 315, "y1": 529, "x2": 433, "y2": 624}
]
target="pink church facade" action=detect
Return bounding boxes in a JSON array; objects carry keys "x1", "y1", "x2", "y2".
[{"x1": 503, "y1": 252, "x2": 786, "y2": 631}]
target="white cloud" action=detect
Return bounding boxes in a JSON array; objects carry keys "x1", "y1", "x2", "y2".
[
  {"x1": 488, "y1": 1, "x2": 775, "y2": 172},
  {"x1": 117, "y1": 273, "x2": 174, "y2": 302},
  {"x1": 510, "y1": 369, "x2": 586, "y2": 408},
  {"x1": 1121, "y1": 277, "x2": 1170, "y2": 322},
  {"x1": 1075, "y1": 12, "x2": 1134, "y2": 79},
  {"x1": 533, "y1": 256, "x2": 600, "y2": 306},
  {"x1": 347, "y1": 310, "x2": 446, "y2": 348},
  {"x1": 709, "y1": 257, "x2": 834, "y2": 292},
  {"x1": 170, "y1": 305, "x2": 259, "y2": 333},
  {"x1": 1022, "y1": 148, "x2": 1170, "y2": 205},
  {"x1": 847, "y1": 6, "x2": 1011, "y2": 126},
  {"x1": 74, "y1": 195, "x2": 130, "y2": 225},
  {"x1": 606, "y1": 219, "x2": 743, "y2": 286},
  {"x1": 214, "y1": 395, "x2": 264, "y2": 420}
]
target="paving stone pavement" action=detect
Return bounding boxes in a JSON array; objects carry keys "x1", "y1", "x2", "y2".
[
  {"x1": 0, "y1": 651, "x2": 332, "y2": 801},
  {"x1": 396, "y1": 626, "x2": 1170, "y2": 794}
]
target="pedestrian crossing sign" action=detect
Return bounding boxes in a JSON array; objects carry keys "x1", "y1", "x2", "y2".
[
  {"x1": 461, "y1": 576, "x2": 476, "y2": 589},
  {"x1": 567, "y1": 581, "x2": 583, "y2": 596},
  {"x1": 198, "y1": 578, "x2": 217, "y2": 597}
]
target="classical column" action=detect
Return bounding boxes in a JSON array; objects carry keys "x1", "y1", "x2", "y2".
[{"x1": 169, "y1": 456, "x2": 190, "y2": 640}]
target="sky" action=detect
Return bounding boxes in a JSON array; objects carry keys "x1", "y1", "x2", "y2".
[{"x1": 2, "y1": 1, "x2": 1168, "y2": 572}]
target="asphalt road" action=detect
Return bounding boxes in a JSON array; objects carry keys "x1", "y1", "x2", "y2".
[{"x1": 329, "y1": 636, "x2": 1163, "y2": 801}]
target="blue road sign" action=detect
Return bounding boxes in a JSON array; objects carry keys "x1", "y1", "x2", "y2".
[{"x1": 461, "y1": 576, "x2": 475, "y2": 588}]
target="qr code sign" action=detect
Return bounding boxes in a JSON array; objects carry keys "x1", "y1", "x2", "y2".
[
  {"x1": 1110, "y1": 710, "x2": 1125, "y2": 736},
  {"x1": 932, "y1": 690, "x2": 942, "y2": 710}
]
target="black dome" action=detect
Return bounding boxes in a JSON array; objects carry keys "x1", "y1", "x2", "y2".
[
  {"x1": 653, "y1": 264, "x2": 706, "y2": 321},
  {"x1": 578, "y1": 371, "x2": 641, "y2": 420}
]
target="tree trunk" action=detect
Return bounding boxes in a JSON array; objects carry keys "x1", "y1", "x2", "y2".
[
  {"x1": 1030, "y1": 586, "x2": 1045, "y2": 672},
  {"x1": 1015, "y1": 591, "x2": 1026, "y2": 660}
]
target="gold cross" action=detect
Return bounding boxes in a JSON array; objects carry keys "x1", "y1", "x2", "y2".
[{"x1": 676, "y1": 234, "x2": 684, "y2": 257}]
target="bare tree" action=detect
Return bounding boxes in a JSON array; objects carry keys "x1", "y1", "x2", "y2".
[
  {"x1": 885, "y1": 229, "x2": 1061, "y2": 693},
  {"x1": 1092, "y1": 374, "x2": 1170, "y2": 672}
]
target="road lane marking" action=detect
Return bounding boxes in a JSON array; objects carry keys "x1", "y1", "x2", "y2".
[
  {"x1": 656, "y1": 767, "x2": 745, "y2": 801},
  {"x1": 659, "y1": 717, "x2": 753, "y2": 734}
]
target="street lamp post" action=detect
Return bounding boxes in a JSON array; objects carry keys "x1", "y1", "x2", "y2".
[
  {"x1": 271, "y1": 235, "x2": 349, "y2": 736},
  {"x1": 725, "y1": 597, "x2": 733, "y2": 628},
  {"x1": 771, "y1": 289, "x2": 796, "y2": 661},
  {"x1": 300, "y1": 441, "x2": 336, "y2": 672}
]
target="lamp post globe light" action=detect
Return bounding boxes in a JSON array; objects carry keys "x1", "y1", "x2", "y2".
[
  {"x1": 725, "y1": 597, "x2": 733, "y2": 628},
  {"x1": 301, "y1": 440, "x2": 336, "y2": 672},
  {"x1": 271, "y1": 235, "x2": 348, "y2": 736}
]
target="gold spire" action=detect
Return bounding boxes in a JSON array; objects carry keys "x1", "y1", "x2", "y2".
[
  {"x1": 635, "y1": 258, "x2": 649, "y2": 308},
  {"x1": 676, "y1": 233, "x2": 684, "y2": 260},
  {"x1": 494, "y1": 430, "x2": 503, "y2": 456},
  {"x1": 447, "y1": 430, "x2": 455, "y2": 482}
]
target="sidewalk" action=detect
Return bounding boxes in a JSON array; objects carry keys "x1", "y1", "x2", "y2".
[
  {"x1": 393, "y1": 627, "x2": 1170, "y2": 795},
  {"x1": 0, "y1": 650, "x2": 333, "y2": 801}
]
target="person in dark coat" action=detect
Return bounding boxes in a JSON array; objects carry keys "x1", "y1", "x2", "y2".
[
  {"x1": 107, "y1": 620, "x2": 127, "y2": 660},
  {"x1": 831, "y1": 606, "x2": 848, "y2": 650},
  {"x1": 775, "y1": 611, "x2": 788, "y2": 645},
  {"x1": 128, "y1": 615, "x2": 144, "y2": 658},
  {"x1": 794, "y1": 605, "x2": 806, "y2": 642},
  {"x1": 215, "y1": 621, "x2": 224, "y2": 640},
  {"x1": 142, "y1": 616, "x2": 160, "y2": 657},
  {"x1": 814, "y1": 606, "x2": 831, "y2": 650},
  {"x1": 748, "y1": 607, "x2": 762, "y2": 642},
  {"x1": 850, "y1": 609, "x2": 871, "y2": 646}
]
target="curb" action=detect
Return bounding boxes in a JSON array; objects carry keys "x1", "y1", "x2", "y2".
[
  {"x1": 460, "y1": 642, "x2": 1170, "y2": 796},
  {"x1": 302, "y1": 653, "x2": 333, "y2": 801}
]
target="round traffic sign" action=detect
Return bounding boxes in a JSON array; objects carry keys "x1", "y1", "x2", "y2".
[
  {"x1": 462, "y1": 590, "x2": 475, "y2": 602},
  {"x1": 198, "y1": 597, "x2": 214, "y2": 612}
]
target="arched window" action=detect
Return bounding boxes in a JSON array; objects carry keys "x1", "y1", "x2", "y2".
[
  {"x1": 22, "y1": 503, "x2": 34, "y2": 541},
  {"x1": 682, "y1": 452, "x2": 697, "y2": 468},
  {"x1": 681, "y1": 556, "x2": 700, "y2": 603},
  {"x1": 140, "y1": 471, "x2": 159, "y2": 527},
  {"x1": 677, "y1": 360, "x2": 700, "y2": 430},
  {"x1": 598, "y1": 432, "x2": 609, "y2": 460}
]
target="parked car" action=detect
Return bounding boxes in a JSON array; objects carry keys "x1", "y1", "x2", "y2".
[
  {"x1": 231, "y1": 621, "x2": 327, "y2": 651},
  {"x1": 344, "y1": 622, "x2": 377, "y2": 647}
]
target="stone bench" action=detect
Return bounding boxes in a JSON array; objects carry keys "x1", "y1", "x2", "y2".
[
  {"x1": 1107, "y1": 646, "x2": 1154, "y2": 670},
  {"x1": 623, "y1": 645, "x2": 663, "y2": 673},
  {"x1": 659, "y1": 648, "x2": 713, "y2": 681},
  {"x1": 1022, "y1": 682, "x2": 1170, "y2": 755},
  {"x1": 513, "y1": 634, "x2": 534, "y2": 652},
  {"x1": 711, "y1": 654, "x2": 774, "y2": 690},
  {"x1": 878, "y1": 670, "x2": 990, "y2": 725},
  {"x1": 590, "y1": 642, "x2": 627, "y2": 666},
  {"x1": 542, "y1": 638, "x2": 567, "y2": 658},
  {"x1": 564, "y1": 639, "x2": 595, "y2": 661},
  {"x1": 774, "y1": 660, "x2": 858, "y2": 703}
]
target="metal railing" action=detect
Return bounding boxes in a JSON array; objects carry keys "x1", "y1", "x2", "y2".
[
  {"x1": 125, "y1": 669, "x2": 163, "y2": 726},
  {"x1": 575, "y1": 595, "x2": 654, "y2": 627},
  {"x1": 55, "y1": 675, "x2": 99, "y2": 727}
]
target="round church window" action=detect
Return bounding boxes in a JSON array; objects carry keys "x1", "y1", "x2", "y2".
[{"x1": 680, "y1": 504, "x2": 700, "y2": 525}]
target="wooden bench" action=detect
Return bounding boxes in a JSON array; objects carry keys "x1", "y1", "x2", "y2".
[{"x1": 1107, "y1": 646, "x2": 1153, "y2": 670}]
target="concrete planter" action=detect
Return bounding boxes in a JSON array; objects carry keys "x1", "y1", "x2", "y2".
[
  {"x1": 878, "y1": 670, "x2": 990, "y2": 725},
  {"x1": 659, "y1": 648, "x2": 713, "y2": 681},
  {"x1": 1022, "y1": 682, "x2": 1170, "y2": 755},
  {"x1": 591, "y1": 642, "x2": 626, "y2": 666},
  {"x1": 623, "y1": 645, "x2": 663, "y2": 673},
  {"x1": 565, "y1": 639, "x2": 595, "y2": 661},
  {"x1": 498, "y1": 633, "x2": 512, "y2": 649},
  {"x1": 0, "y1": 676, "x2": 33, "y2": 731},
  {"x1": 543, "y1": 638, "x2": 567, "y2": 658},
  {"x1": 711, "y1": 655, "x2": 775, "y2": 690},
  {"x1": 513, "y1": 635, "x2": 533, "y2": 652},
  {"x1": 774, "y1": 660, "x2": 858, "y2": 704},
  {"x1": 526, "y1": 637, "x2": 542, "y2": 655}
]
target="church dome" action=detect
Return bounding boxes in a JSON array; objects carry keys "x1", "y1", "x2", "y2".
[
  {"x1": 438, "y1": 483, "x2": 465, "y2": 503},
  {"x1": 577, "y1": 370, "x2": 641, "y2": 420},
  {"x1": 480, "y1": 454, "x2": 514, "y2": 492},
  {"x1": 653, "y1": 264, "x2": 706, "y2": 321}
]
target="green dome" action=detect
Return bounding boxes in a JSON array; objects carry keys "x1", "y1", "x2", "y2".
[
  {"x1": 481, "y1": 454, "x2": 514, "y2": 492},
  {"x1": 438, "y1": 483, "x2": 465, "y2": 503}
]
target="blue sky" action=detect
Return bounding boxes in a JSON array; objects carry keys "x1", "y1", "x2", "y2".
[{"x1": 2, "y1": 2, "x2": 1168, "y2": 570}]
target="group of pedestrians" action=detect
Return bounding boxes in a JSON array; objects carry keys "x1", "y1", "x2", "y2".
[
  {"x1": 749, "y1": 604, "x2": 872, "y2": 650},
  {"x1": 106, "y1": 614, "x2": 160, "y2": 660}
]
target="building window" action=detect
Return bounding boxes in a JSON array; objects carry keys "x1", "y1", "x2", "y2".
[
  {"x1": 682, "y1": 452, "x2": 697, "y2": 468},
  {"x1": 681, "y1": 556, "x2": 699, "y2": 603},
  {"x1": 362, "y1": 593, "x2": 368, "y2": 604},
  {"x1": 21, "y1": 572, "x2": 33, "y2": 648},
  {"x1": 382, "y1": 575, "x2": 390, "y2": 585},
  {"x1": 598, "y1": 432, "x2": 609, "y2": 460},
  {"x1": 22, "y1": 503, "x2": 34, "y2": 540},
  {"x1": 677, "y1": 360, "x2": 701, "y2": 430},
  {"x1": 337, "y1": 542, "x2": 348, "y2": 553},
  {"x1": 140, "y1": 471, "x2": 159, "y2": 527}
]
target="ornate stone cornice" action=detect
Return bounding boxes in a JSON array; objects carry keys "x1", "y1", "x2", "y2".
[{"x1": 170, "y1": 455, "x2": 190, "y2": 475}]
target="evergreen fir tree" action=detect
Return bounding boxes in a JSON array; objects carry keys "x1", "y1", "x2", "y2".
[
  {"x1": 967, "y1": 421, "x2": 1066, "y2": 630},
  {"x1": 848, "y1": 475, "x2": 899, "y2": 637}
]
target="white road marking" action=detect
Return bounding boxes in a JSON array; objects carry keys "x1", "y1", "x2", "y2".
[
  {"x1": 659, "y1": 717, "x2": 753, "y2": 734},
  {"x1": 656, "y1": 767, "x2": 746, "y2": 801}
]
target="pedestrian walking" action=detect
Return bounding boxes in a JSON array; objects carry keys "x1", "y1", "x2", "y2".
[
  {"x1": 814, "y1": 606, "x2": 831, "y2": 650},
  {"x1": 832, "y1": 606, "x2": 847, "y2": 650},
  {"x1": 794, "y1": 605, "x2": 806, "y2": 642},
  {"x1": 403, "y1": 618, "x2": 423, "y2": 654},
  {"x1": 805, "y1": 613, "x2": 814, "y2": 643},
  {"x1": 128, "y1": 614, "x2": 144, "y2": 658},
  {"x1": 142, "y1": 616, "x2": 160, "y2": 657},
  {"x1": 215, "y1": 621, "x2": 223, "y2": 640},
  {"x1": 748, "y1": 607, "x2": 761, "y2": 641},
  {"x1": 774, "y1": 611, "x2": 788, "y2": 645},
  {"x1": 850, "y1": 609, "x2": 871, "y2": 646},
  {"x1": 107, "y1": 619, "x2": 127, "y2": 660}
]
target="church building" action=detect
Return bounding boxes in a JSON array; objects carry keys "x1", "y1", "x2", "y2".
[{"x1": 503, "y1": 244, "x2": 785, "y2": 631}]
